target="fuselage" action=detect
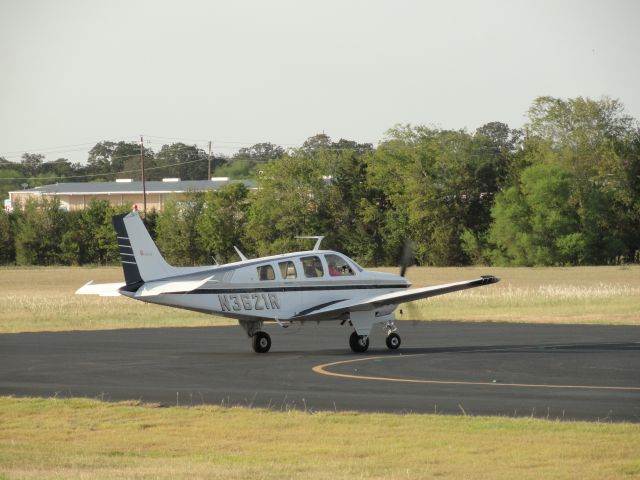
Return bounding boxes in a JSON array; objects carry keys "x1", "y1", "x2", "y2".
[{"x1": 122, "y1": 250, "x2": 410, "y2": 323}]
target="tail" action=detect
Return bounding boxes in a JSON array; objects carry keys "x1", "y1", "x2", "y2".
[{"x1": 112, "y1": 212, "x2": 176, "y2": 286}]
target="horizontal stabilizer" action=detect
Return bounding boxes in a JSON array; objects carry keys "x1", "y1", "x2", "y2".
[
  {"x1": 75, "y1": 281, "x2": 126, "y2": 297},
  {"x1": 134, "y1": 275, "x2": 215, "y2": 297}
]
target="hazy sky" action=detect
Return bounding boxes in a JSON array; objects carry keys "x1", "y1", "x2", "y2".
[{"x1": 1, "y1": 0, "x2": 639, "y2": 164}]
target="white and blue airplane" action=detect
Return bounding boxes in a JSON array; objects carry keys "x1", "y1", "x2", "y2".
[{"x1": 77, "y1": 211, "x2": 499, "y2": 353}]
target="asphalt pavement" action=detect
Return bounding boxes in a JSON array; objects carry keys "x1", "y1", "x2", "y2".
[{"x1": 0, "y1": 321, "x2": 638, "y2": 422}]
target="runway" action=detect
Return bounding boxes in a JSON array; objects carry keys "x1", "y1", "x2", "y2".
[{"x1": 1, "y1": 321, "x2": 638, "y2": 422}]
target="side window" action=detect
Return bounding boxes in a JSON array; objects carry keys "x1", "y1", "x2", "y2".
[
  {"x1": 301, "y1": 256, "x2": 324, "y2": 278},
  {"x1": 279, "y1": 261, "x2": 297, "y2": 279},
  {"x1": 325, "y1": 254, "x2": 355, "y2": 276},
  {"x1": 257, "y1": 264, "x2": 275, "y2": 281}
]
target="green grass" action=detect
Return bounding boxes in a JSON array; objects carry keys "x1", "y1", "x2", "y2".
[
  {"x1": 1, "y1": 265, "x2": 639, "y2": 333},
  {"x1": 0, "y1": 396, "x2": 638, "y2": 480}
]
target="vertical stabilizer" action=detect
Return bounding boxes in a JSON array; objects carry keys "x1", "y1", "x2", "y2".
[{"x1": 112, "y1": 212, "x2": 176, "y2": 283}]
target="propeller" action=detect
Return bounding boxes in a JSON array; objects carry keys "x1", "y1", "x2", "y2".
[{"x1": 399, "y1": 240, "x2": 414, "y2": 277}]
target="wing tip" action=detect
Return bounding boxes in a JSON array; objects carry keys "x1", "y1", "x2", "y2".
[{"x1": 480, "y1": 275, "x2": 500, "y2": 284}]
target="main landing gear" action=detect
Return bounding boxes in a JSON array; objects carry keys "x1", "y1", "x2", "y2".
[
  {"x1": 241, "y1": 320, "x2": 272, "y2": 353},
  {"x1": 348, "y1": 322, "x2": 402, "y2": 353},
  {"x1": 349, "y1": 331, "x2": 370, "y2": 353},
  {"x1": 252, "y1": 331, "x2": 271, "y2": 353}
]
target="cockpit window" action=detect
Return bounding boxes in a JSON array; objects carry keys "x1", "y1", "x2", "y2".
[
  {"x1": 325, "y1": 254, "x2": 355, "y2": 276},
  {"x1": 301, "y1": 256, "x2": 324, "y2": 278},
  {"x1": 278, "y1": 261, "x2": 297, "y2": 279},
  {"x1": 349, "y1": 258, "x2": 364, "y2": 272},
  {"x1": 257, "y1": 264, "x2": 275, "y2": 281}
]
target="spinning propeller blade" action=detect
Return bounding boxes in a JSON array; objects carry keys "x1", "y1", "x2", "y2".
[{"x1": 399, "y1": 240, "x2": 414, "y2": 277}]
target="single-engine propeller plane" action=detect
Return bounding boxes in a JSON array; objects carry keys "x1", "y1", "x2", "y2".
[{"x1": 77, "y1": 211, "x2": 500, "y2": 353}]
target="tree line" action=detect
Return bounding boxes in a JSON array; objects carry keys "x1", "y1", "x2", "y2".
[{"x1": 1, "y1": 95, "x2": 639, "y2": 267}]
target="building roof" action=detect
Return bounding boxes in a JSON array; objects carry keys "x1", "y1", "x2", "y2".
[{"x1": 10, "y1": 179, "x2": 256, "y2": 195}]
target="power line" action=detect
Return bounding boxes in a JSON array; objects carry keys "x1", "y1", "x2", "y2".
[
  {"x1": 0, "y1": 137, "x2": 140, "y2": 161},
  {"x1": 0, "y1": 153, "x2": 212, "y2": 182}
]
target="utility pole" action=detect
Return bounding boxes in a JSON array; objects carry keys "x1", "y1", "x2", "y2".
[
  {"x1": 140, "y1": 135, "x2": 147, "y2": 217},
  {"x1": 207, "y1": 140, "x2": 212, "y2": 181}
]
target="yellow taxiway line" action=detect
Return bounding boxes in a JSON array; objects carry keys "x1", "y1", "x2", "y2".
[{"x1": 312, "y1": 353, "x2": 640, "y2": 391}]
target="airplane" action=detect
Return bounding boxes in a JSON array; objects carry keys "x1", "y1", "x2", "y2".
[{"x1": 77, "y1": 211, "x2": 500, "y2": 353}]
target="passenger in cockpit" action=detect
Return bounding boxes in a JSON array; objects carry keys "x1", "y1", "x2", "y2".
[{"x1": 329, "y1": 262, "x2": 341, "y2": 276}]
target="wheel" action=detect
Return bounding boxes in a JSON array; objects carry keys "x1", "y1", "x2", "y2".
[
  {"x1": 386, "y1": 332, "x2": 401, "y2": 350},
  {"x1": 252, "y1": 331, "x2": 271, "y2": 353},
  {"x1": 349, "y1": 331, "x2": 369, "y2": 353}
]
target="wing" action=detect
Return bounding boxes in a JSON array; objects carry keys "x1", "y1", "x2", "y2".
[{"x1": 293, "y1": 276, "x2": 500, "y2": 321}]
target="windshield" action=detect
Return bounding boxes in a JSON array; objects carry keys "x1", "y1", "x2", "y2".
[{"x1": 325, "y1": 254, "x2": 356, "y2": 276}]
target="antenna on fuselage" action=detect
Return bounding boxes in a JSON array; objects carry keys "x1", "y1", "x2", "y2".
[
  {"x1": 234, "y1": 246, "x2": 249, "y2": 261},
  {"x1": 296, "y1": 236, "x2": 325, "y2": 251}
]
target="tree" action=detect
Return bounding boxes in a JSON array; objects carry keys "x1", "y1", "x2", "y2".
[
  {"x1": 519, "y1": 96, "x2": 639, "y2": 263},
  {"x1": 234, "y1": 142, "x2": 285, "y2": 163},
  {"x1": 120, "y1": 143, "x2": 156, "y2": 181},
  {"x1": 87, "y1": 141, "x2": 153, "y2": 180},
  {"x1": 301, "y1": 133, "x2": 332, "y2": 153},
  {"x1": 20, "y1": 153, "x2": 44, "y2": 177},
  {"x1": 39, "y1": 158, "x2": 80, "y2": 179},
  {"x1": 0, "y1": 209, "x2": 14, "y2": 264},
  {"x1": 197, "y1": 183, "x2": 250, "y2": 263},
  {"x1": 213, "y1": 143, "x2": 285, "y2": 180},
  {"x1": 0, "y1": 166, "x2": 23, "y2": 202},
  {"x1": 155, "y1": 193, "x2": 207, "y2": 265},
  {"x1": 364, "y1": 125, "x2": 509, "y2": 266},
  {"x1": 488, "y1": 163, "x2": 585, "y2": 266},
  {"x1": 14, "y1": 197, "x2": 67, "y2": 265},
  {"x1": 154, "y1": 143, "x2": 208, "y2": 181},
  {"x1": 246, "y1": 151, "x2": 338, "y2": 256},
  {"x1": 86, "y1": 141, "x2": 117, "y2": 176},
  {"x1": 77, "y1": 200, "x2": 129, "y2": 264},
  {"x1": 474, "y1": 121, "x2": 523, "y2": 186}
]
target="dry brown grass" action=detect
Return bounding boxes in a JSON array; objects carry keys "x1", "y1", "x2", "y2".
[
  {"x1": 0, "y1": 265, "x2": 639, "y2": 333},
  {"x1": 0, "y1": 396, "x2": 638, "y2": 480},
  {"x1": 390, "y1": 265, "x2": 640, "y2": 325},
  {"x1": 0, "y1": 267, "x2": 234, "y2": 333}
]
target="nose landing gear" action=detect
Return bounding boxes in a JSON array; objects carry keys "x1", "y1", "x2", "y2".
[
  {"x1": 384, "y1": 321, "x2": 401, "y2": 350},
  {"x1": 385, "y1": 332, "x2": 401, "y2": 349}
]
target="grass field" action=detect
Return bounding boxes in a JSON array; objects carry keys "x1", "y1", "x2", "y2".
[
  {"x1": 0, "y1": 265, "x2": 639, "y2": 333},
  {"x1": 1, "y1": 266, "x2": 639, "y2": 479},
  {"x1": 1, "y1": 396, "x2": 639, "y2": 480}
]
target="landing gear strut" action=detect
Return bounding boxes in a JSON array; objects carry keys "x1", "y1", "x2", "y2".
[{"x1": 349, "y1": 331, "x2": 369, "y2": 353}]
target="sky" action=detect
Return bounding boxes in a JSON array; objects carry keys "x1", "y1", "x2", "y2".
[{"x1": 1, "y1": 0, "x2": 639, "y2": 164}]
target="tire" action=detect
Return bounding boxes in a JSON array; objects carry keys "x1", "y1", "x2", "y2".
[
  {"x1": 385, "y1": 332, "x2": 401, "y2": 350},
  {"x1": 349, "y1": 331, "x2": 369, "y2": 353},
  {"x1": 252, "y1": 331, "x2": 271, "y2": 353}
]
